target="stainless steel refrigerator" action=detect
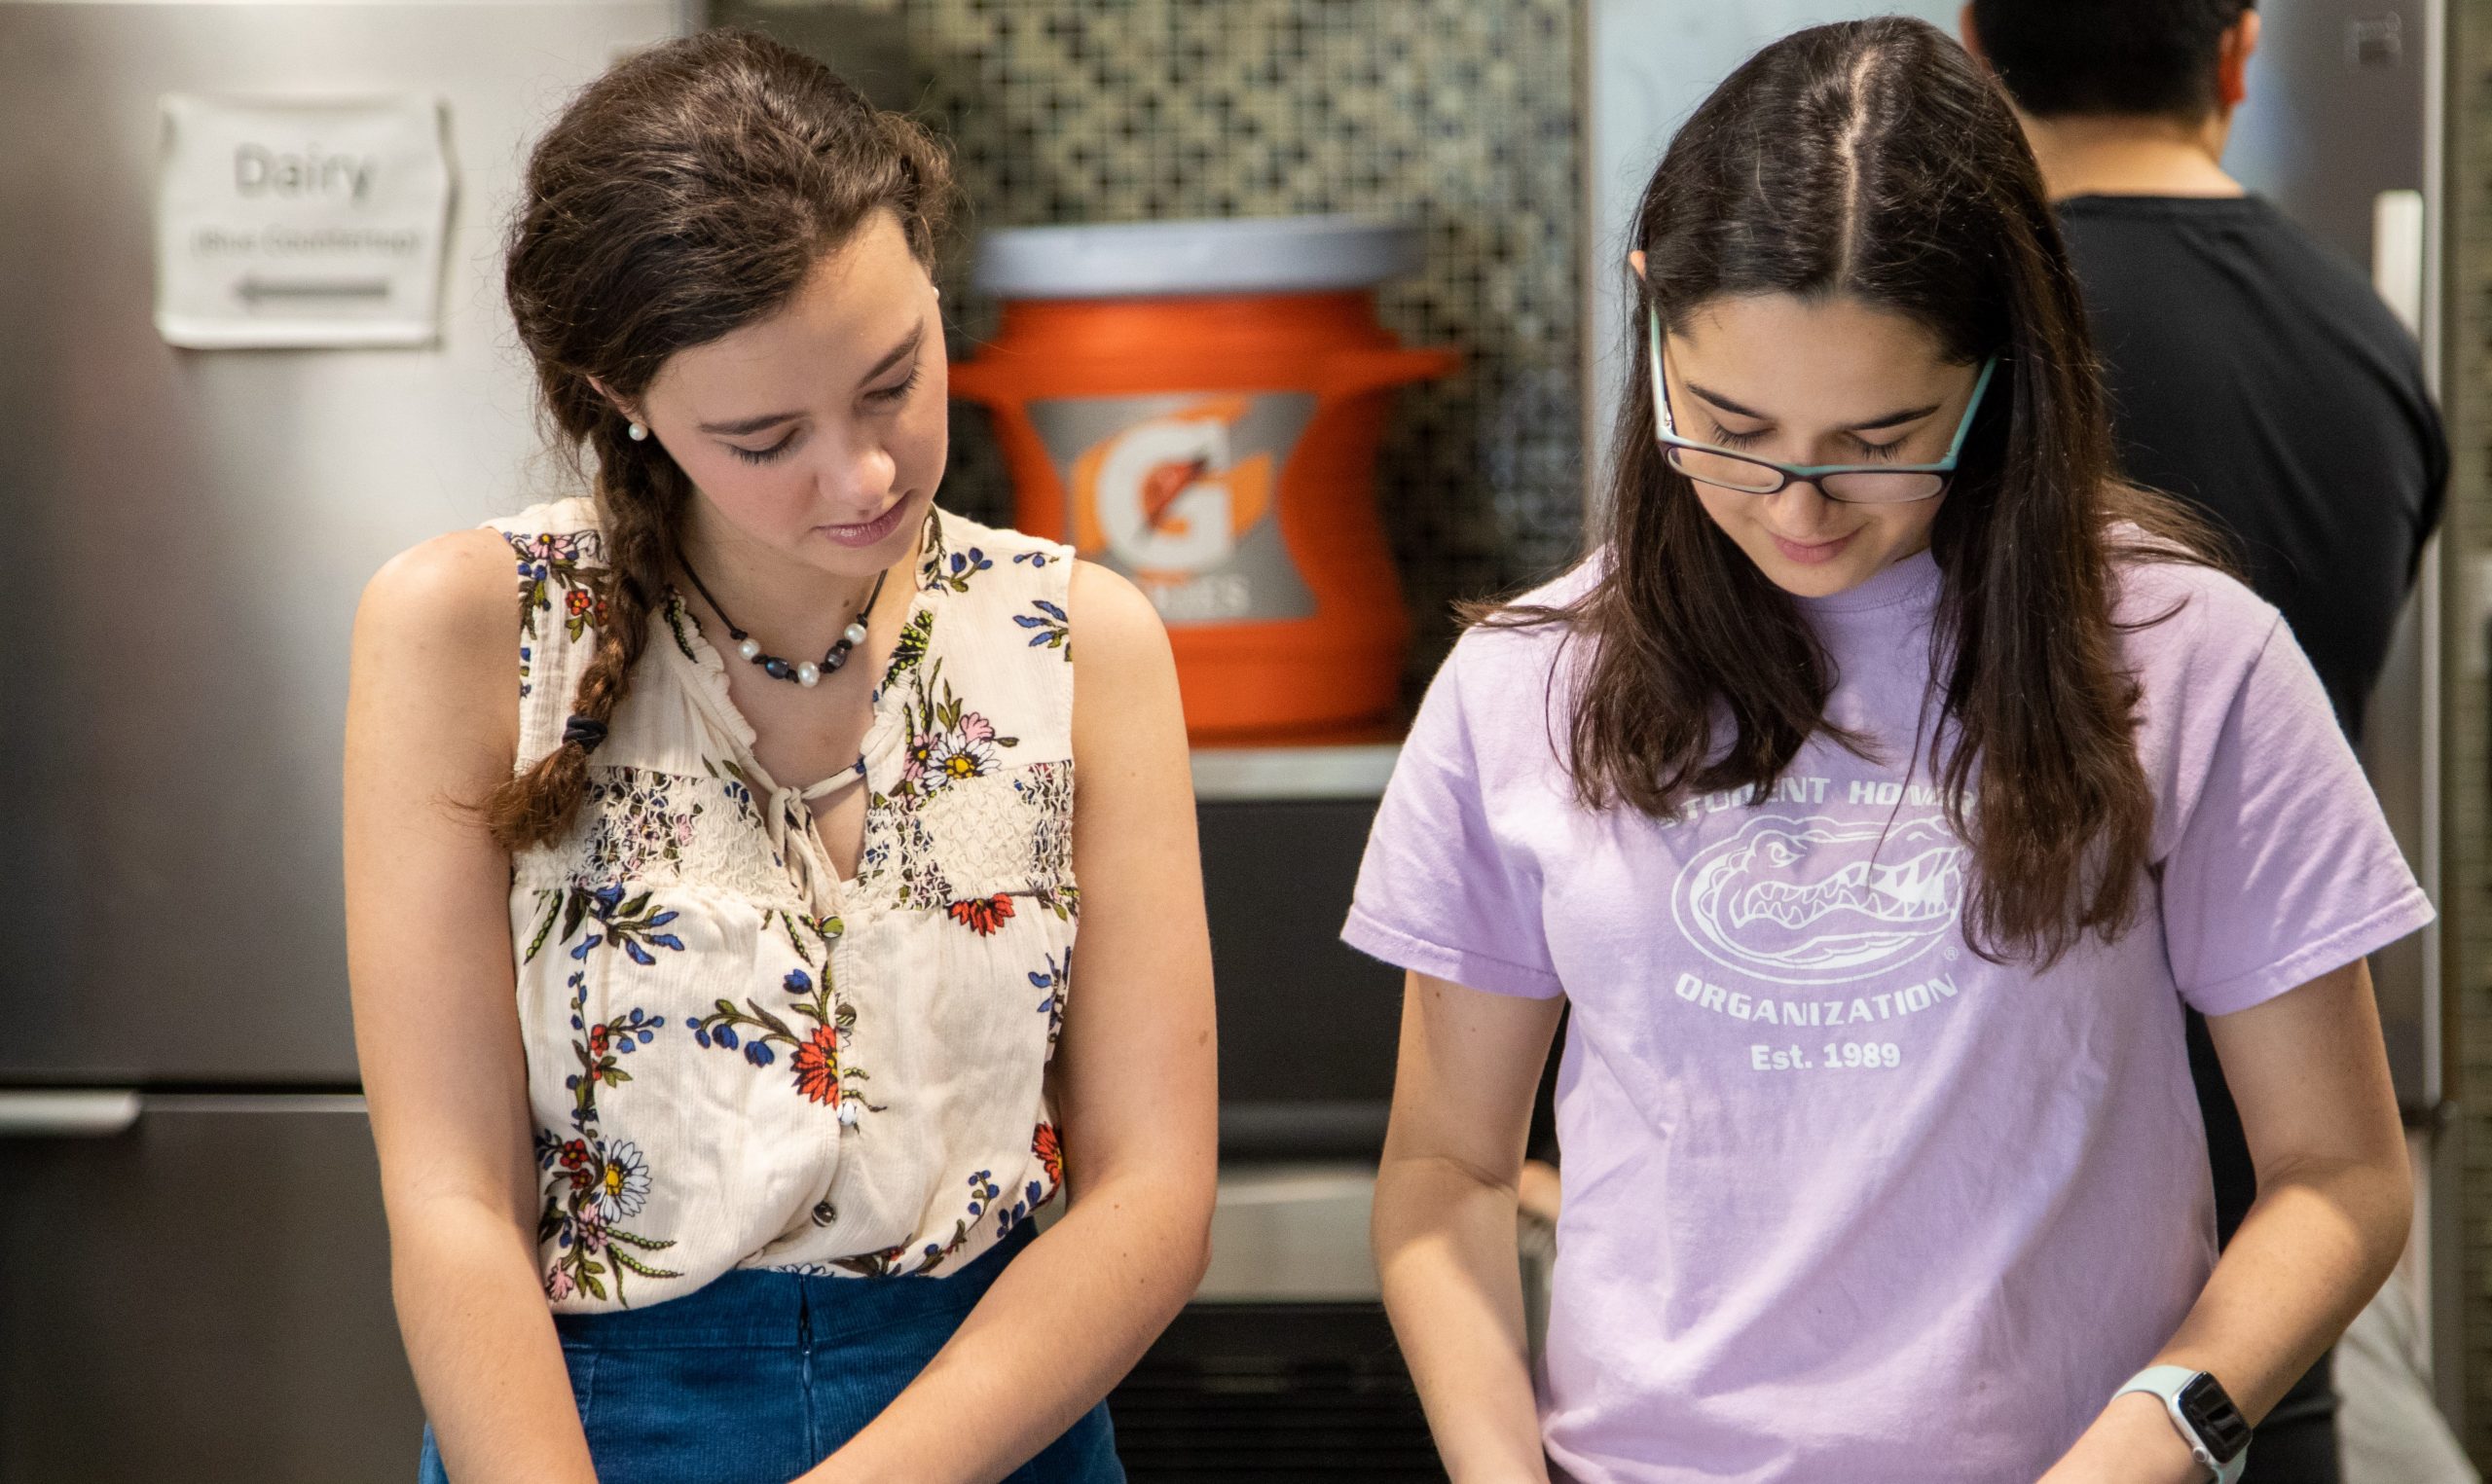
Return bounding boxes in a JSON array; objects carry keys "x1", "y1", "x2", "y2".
[{"x1": 0, "y1": 2, "x2": 687, "y2": 1477}]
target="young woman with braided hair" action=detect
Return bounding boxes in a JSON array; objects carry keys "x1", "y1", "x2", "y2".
[{"x1": 344, "y1": 31, "x2": 1212, "y2": 1484}]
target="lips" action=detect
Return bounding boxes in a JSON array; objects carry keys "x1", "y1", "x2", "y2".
[
  {"x1": 816, "y1": 495, "x2": 912, "y2": 549},
  {"x1": 1770, "y1": 529, "x2": 1857, "y2": 566}
]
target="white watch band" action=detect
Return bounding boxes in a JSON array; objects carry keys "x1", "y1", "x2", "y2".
[{"x1": 2113, "y1": 1364, "x2": 2248, "y2": 1484}]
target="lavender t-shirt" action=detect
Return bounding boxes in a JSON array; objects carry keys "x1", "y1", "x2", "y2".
[{"x1": 1344, "y1": 548, "x2": 2429, "y2": 1484}]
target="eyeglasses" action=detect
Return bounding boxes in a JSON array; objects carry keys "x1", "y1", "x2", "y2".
[{"x1": 1647, "y1": 306, "x2": 1998, "y2": 505}]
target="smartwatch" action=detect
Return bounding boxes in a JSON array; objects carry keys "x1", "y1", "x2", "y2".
[{"x1": 2113, "y1": 1364, "x2": 2252, "y2": 1484}]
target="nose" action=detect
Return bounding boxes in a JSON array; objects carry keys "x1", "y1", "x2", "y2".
[
  {"x1": 1760, "y1": 479, "x2": 1841, "y2": 534},
  {"x1": 819, "y1": 432, "x2": 898, "y2": 513}
]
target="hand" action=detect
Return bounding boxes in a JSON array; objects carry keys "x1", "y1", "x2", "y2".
[{"x1": 2034, "y1": 1391, "x2": 2211, "y2": 1484}]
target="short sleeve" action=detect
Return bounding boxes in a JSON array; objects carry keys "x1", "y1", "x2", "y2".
[
  {"x1": 2159, "y1": 617, "x2": 2432, "y2": 1016},
  {"x1": 1341, "y1": 638, "x2": 1562, "y2": 999}
]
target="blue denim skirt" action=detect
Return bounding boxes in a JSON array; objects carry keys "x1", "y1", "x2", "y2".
[{"x1": 419, "y1": 1222, "x2": 1120, "y2": 1483}]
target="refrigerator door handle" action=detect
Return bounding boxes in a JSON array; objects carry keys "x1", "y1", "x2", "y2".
[{"x1": 0, "y1": 1089, "x2": 143, "y2": 1138}]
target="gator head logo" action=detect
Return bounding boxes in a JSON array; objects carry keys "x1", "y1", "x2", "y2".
[
  {"x1": 1670, "y1": 813, "x2": 1965, "y2": 986},
  {"x1": 1069, "y1": 395, "x2": 1274, "y2": 578}
]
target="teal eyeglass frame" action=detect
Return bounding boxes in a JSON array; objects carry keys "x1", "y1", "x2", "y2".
[{"x1": 1647, "y1": 306, "x2": 2000, "y2": 504}]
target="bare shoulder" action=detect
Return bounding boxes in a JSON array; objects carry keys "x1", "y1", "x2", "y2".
[
  {"x1": 355, "y1": 528, "x2": 517, "y2": 667},
  {"x1": 1068, "y1": 561, "x2": 1171, "y2": 662},
  {"x1": 1067, "y1": 561, "x2": 1182, "y2": 758},
  {"x1": 351, "y1": 527, "x2": 523, "y2": 759}
]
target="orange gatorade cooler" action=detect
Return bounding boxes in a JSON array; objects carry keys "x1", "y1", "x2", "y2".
[{"x1": 949, "y1": 215, "x2": 1455, "y2": 742}]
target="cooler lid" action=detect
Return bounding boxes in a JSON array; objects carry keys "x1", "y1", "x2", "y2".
[{"x1": 974, "y1": 214, "x2": 1424, "y2": 300}]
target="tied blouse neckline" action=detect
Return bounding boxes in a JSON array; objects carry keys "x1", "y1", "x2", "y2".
[{"x1": 652, "y1": 515, "x2": 941, "y2": 913}]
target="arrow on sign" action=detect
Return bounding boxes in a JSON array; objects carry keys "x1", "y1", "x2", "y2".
[{"x1": 234, "y1": 276, "x2": 391, "y2": 304}]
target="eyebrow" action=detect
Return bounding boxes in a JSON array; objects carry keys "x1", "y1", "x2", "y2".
[
  {"x1": 693, "y1": 323, "x2": 928, "y2": 436},
  {"x1": 1684, "y1": 381, "x2": 1942, "y2": 433}
]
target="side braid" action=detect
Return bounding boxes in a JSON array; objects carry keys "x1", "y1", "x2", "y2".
[{"x1": 484, "y1": 420, "x2": 686, "y2": 851}]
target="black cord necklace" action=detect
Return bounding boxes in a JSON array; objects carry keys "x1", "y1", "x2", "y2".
[{"x1": 678, "y1": 561, "x2": 890, "y2": 688}]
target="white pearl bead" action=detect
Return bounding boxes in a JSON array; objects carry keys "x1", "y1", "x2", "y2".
[
  {"x1": 795, "y1": 662, "x2": 821, "y2": 687},
  {"x1": 842, "y1": 622, "x2": 868, "y2": 648},
  {"x1": 737, "y1": 638, "x2": 761, "y2": 661}
]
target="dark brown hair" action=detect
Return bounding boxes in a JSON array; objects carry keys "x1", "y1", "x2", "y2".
[
  {"x1": 1491, "y1": 18, "x2": 2217, "y2": 967},
  {"x1": 486, "y1": 29, "x2": 953, "y2": 850},
  {"x1": 1970, "y1": 0, "x2": 2254, "y2": 121}
]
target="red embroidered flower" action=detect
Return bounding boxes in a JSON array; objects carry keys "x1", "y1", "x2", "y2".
[
  {"x1": 790, "y1": 1025, "x2": 842, "y2": 1107},
  {"x1": 1033, "y1": 1122, "x2": 1063, "y2": 1186},
  {"x1": 587, "y1": 1025, "x2": 610, "y2": 1057},
  {"x1": 946, "y1": 894, "x2": 1016, "y2": 935},
  {"x1": 558, "y1": 1138, "x2": 593, "y2": 1189},
  {"x1": 566, "y1": 589, "x2": 594, "y2": 617}
]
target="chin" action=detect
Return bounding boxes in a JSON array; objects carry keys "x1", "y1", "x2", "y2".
[
  {"x1": 1760, "y1": 567, "x2": 1860, "y2": 599},
  {"x1": 1741, "y1": 544, "x2": 1869, "y2": 598},
  {"x1": 1744, "y1": 524, "x2": 1924, "y2": 598}
]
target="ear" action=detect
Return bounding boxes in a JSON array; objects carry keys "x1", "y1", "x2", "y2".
[
  {"x1": 1629, "y1": 249, "x2": 1648, "y2": 285},
  {"x1": 1957, "y1": 4, "x2": 1987, "y2": 66},
  {"x1": 586, "y1": 377, "x2": 641, "y2": 427},
  {"x1": 2215, "y1": 8, "x2": 2259, "y2": 111}
]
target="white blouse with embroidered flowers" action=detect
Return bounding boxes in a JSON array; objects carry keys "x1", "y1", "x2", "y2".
[{"x1": 492, "y1": 497, "x2": 1078, "y2": 1311}]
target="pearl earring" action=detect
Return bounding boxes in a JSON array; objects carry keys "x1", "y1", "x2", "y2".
[{"x1": 627, "y1": 421, "x2": 648, "y2": 442}]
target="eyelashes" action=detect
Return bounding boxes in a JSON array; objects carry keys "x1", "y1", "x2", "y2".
[
  {"x1": 721, "y1": 366, "x2": 925, "y2": 466},
  {"x1": 1703, "y1": 420, "x2": 1906, "y2": 460},
  {"x1": 870, "y1": 366, "x2": 924, "y2": 406},
  {"x1": 730, "y1": 435, "x2": 796, "y2": 466}
]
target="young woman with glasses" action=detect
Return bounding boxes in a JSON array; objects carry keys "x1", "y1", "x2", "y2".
[{"x1": 1348, "y1": 18, "x2": 2423, "y2": 1484}]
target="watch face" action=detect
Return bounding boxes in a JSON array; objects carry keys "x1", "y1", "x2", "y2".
[{"x1": 2178, "y1": 1373, "x2": 2254, "y2": 1463}]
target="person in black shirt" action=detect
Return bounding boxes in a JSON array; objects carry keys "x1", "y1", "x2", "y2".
[
  {"x1": 1964, "y1": 0, "x2": 2444, "y2": 742},
  {"x1": 1961, "y1": 4, "x2": 2449, "y2": 1482},
  {"x1": 2057, "y1": 190, "x2": 2443, "y2": 738}
]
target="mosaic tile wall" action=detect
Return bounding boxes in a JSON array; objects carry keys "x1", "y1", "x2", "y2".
[{"x1": 761, "y1": 0, "x2": 1588, "y2": 694}]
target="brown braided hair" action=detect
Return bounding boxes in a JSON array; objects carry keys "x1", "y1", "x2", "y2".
[{"x1": 485, "y1": 30, "x2": 953, "y2": 851}]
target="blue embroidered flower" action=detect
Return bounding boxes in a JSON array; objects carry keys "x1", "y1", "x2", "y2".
[{"x1": 1013, "y1": 599, "x2": 1070, "y2": 652}]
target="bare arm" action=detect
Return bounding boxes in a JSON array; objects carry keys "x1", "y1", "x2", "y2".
[
  {"x1": 1373, "y1": 970, "x2": 1566, "y2": 1484},
  {"x1": 346, "y1": 530, "x2": 595, "y2": 1483},
  {"x1": 807, "y1": 561, "x2": 1219, "y2": 1484},
  {"x1": 2041, "y1": 959, "x2": 2412, "y2": 1483}
]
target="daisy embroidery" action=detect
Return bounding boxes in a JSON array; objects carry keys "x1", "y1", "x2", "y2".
[{"x1": 593, "y1": 1140, "x2": 654, "y2": 1222}]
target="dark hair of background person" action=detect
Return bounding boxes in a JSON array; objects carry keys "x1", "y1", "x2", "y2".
[
  {"x1": 1477, "y1": 15, "x2": 2222, "y2": 971},
  {"x1": 1969, "y1": 0, "x2": 2255, "y2": 119},
  {"x1": 485, "y1": 29, "x2": 955, "y2": 851}
]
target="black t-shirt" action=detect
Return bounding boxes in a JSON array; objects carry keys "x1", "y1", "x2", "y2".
[{"x1": 2058, "y1": 193, "x2": 2445, "y2": 745}]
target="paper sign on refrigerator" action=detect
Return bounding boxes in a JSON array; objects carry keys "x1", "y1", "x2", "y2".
[{"x1": 154, "y1": 94, "x2": 454, "y2": 348}]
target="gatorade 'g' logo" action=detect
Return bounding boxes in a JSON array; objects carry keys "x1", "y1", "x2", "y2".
[
  {"x1": 1671, "y1": 813, "x2": 1965, "y2": 986},
  {"x1": 1070, "y1": 396, "x2": 1274, "y2": 577},
  {"x1": 1028, "y1": 388, "x2": 1317, "y2": 625}
]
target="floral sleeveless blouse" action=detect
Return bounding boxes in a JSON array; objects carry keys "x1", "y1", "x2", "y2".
[{"x1": 491, "y1": 497, "x2": 1078, "y2": 1311}]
